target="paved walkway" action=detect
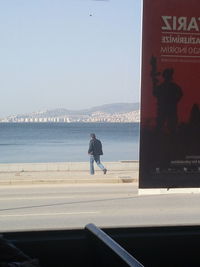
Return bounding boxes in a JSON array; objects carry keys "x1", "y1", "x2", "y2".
[
  {"x1": 0, "y1": 161, "x2": 139, "y2": 185},
  {"x1": 0, "y1": 170, "x2": 139, "y2": 185}
]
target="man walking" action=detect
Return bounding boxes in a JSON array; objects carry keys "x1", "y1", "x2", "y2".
[{"x1": 88, "y1": 133, "x2": 107, "y2": 175}]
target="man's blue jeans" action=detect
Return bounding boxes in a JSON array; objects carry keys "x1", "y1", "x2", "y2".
[{"x1": 90, "y1": 155, "x2": 105, "y2": 175}]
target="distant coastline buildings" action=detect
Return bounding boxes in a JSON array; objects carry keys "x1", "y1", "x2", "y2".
[
  {"x1": 0, "y1": 103, "x2": 140, "y2": 123},
  {"x1": 0, "y1": 111, "x2": 140, "y2": 123}
]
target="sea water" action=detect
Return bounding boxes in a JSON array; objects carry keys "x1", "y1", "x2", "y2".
[{"x1": 0, "y1": 123, "x2": 139, "y2": 163}]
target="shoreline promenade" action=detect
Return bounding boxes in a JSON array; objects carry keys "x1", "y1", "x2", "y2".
[{"x1": 0, "y1": 161, "x2": 139, "y2": 185}]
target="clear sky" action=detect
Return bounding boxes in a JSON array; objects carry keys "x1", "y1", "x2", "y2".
[{"x1": 0, "y1": 0, "x2": 142, "y2": 117}]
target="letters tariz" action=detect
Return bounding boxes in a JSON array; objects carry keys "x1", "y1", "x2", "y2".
[{"x1": 162, "y1": 16, "x2": 200, "y2": 32}]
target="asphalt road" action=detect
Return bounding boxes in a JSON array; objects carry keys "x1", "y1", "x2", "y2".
[{"x1": 0, "y1": 183, "x2": 200, "y2": 232}]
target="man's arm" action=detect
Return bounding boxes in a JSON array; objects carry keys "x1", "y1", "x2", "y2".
[
  {"x1": 98, "y1": 140, "x2": 103, "y2": 155},
  {"x1": 88, "y1": 140, "x2": 93, "y2": 155}
]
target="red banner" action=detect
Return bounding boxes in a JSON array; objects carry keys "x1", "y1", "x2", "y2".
[{"x1": 139, "y1": 0, "x2": 200, "y2": 188}]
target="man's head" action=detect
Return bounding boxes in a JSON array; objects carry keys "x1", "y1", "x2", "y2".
[{"x1": 90, "y1": 133, "x2": 96, "y2": 139}]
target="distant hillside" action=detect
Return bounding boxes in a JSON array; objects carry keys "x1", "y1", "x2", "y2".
[
  {"x1": 16, "y1": 103, "x2": 139, "y2": 118},
  {"x1": 2, "y1": 102, "x2": 140, "y2": 123},
  {"x1": 83, "y1": 103, "x2": 139, "y2": 115}
]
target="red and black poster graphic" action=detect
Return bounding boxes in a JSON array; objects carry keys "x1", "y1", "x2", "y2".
[{"x1": 139, "y1": 0, "x2": 200, "y2": 188}]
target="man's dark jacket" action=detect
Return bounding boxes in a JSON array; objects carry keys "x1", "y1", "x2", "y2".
[{"x1": 88, "y1": 138, "x2": 103, "y2": 156}]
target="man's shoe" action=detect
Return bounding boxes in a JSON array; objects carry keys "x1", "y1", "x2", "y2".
[{"x1": 103, "y1": 169, "x2": 107, "y2": 175}]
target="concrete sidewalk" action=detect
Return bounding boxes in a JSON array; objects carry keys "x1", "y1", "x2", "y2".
[{"x1": 0, "y1": 161, "x2": 139, "y2": 185}]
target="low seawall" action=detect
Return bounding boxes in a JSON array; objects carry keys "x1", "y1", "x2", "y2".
[{"x1": 0, "y1": 161, "x2": 139, "y2": 172}]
